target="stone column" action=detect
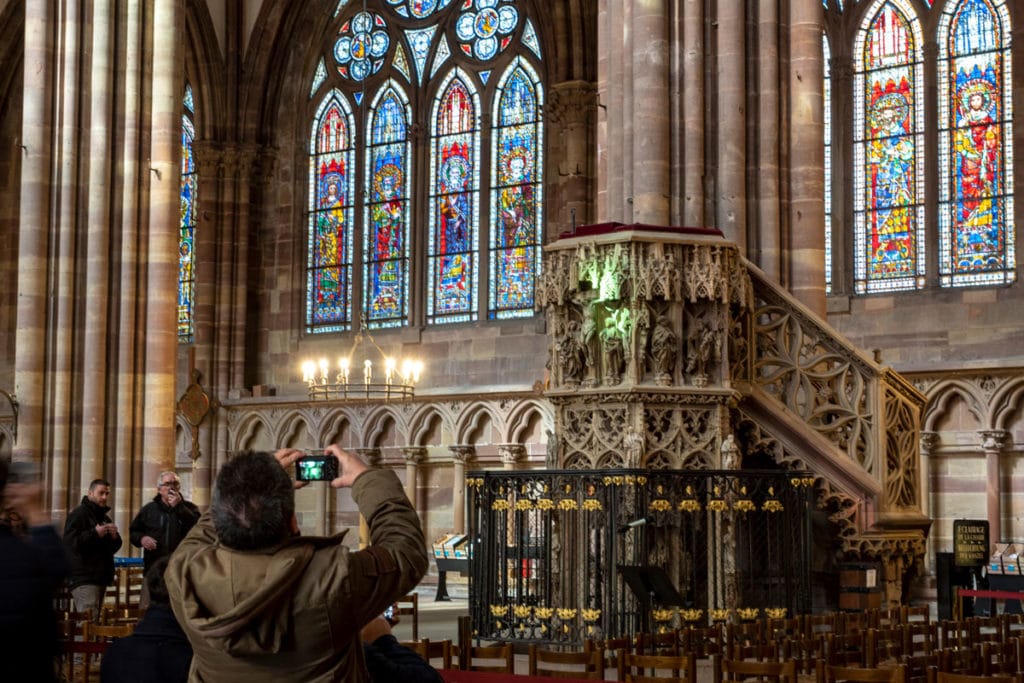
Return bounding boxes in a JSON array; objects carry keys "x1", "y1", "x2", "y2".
[
  {"x1": 829, "y1": 56, "x2": 854, "y2": 294},
  {"x1": 681, "y1": 0, "x2": 705, "y2": 227},
  {"x1": 547, "y1": 81, "x2": 597, "y2": 237},
  {"x1": 755, "y1": 0, "x2": 781, "y2": 280},
  {"x1": 919, "y1": 431, "x2": 938, "y2": 574},
  {"x1": 787, "y1": 0, "x2": 826, "y2": 314},
  {"x1": 498, "y1": 444, "x2": 527, "y2": 471},
  {"x1": 402, "y1": 446, "x2": 427, "y2": 509},
  {"x1": 355, "y1": 447, "x2": 383, "y2": 547},
  {"x1": 716, "y1": 0, "x2": 746, "y2": 248},
  {"x1": 596, "y1": 0, "x2": 625, "y2": 221},
  {"x1": 630, "y1": 0, "x2": 670, "y2": 225},
  {"x1": 980, "y1": 430, "x2": 1008, "y2": 545},
  {"x1": 449, "y1": 445, "x2": 476, "y2": 533}
]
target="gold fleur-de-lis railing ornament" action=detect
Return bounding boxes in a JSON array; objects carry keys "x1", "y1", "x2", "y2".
[
  {"x1": 556, "y1": 608, "x2": 577, "y2": 621},
  {"x1": 765, "y1": 607, "x2": 788, "y2": 619},
  {"x1": 557, "y1": 498, "x2": 578, "y2": 511},
  {"x1": 514, "y1": 605, "x2": 533, "y2": 618},
  {"x1": 582, "y1": 608, "x2": 601, "y2": 622},
  {"x1": 536, "y1": 498, "x2": 554, "y2": 510},
  {"x1": 490, "y1": 604, "x2": 510, "y2": 618},
  {"x1": 652, "y1": 608, "x2": 675, "y2": 622},
  {"x1": 535, "y1": 607, "x2": 554, "y2": 620},
  {"x1": 737, "y1": 607, "x2": 760, "y2": 621},
  {"x1": 733, "y1": 499, "x2": 755, "y2": 512},
  {"x1": 515, "y1": 499, "x2": 534, "y2": 511},
  {"x1": 680, "y1": 609, "x2": 704, "y2": 622},
  {"x1": 710, "y1": 608, "x2": 731, "y2": 622},
  {"x1": 582, "y1": 498, "x2": 603, "y2": 511},
  {"x1": 467, "y1": 477, "x2": 484, "y2": 488},
  {"x1": 650, "y1": 498, "x2": 672, "y2": 512},
  {"x1": 492, "y1": 500, "x2": 511, "y2": 511}
]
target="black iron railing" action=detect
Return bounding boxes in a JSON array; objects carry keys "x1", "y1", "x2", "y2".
[{"x1": 467, "y1": 469, "x2": 813, "y2": 645}]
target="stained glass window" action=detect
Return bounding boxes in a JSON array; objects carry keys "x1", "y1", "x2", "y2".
[
  {"x1": 179, "y1": 83, "x2": 196, "y2": 344},
  {"x1": 852, "y1": 0, "x2": 926, "y2": 294},
  {"x1": 489, "y1": 58, "x2": 543, "y2": 319},
  {"x1": 364, "y1": 82, "x2": 412, "y2": 329},
  {"x1": 824, "y1": 34, "x2": 834, "y2": 295},
  {"x1": 937, "y1": 0, "x2": 1014, "y2": 287},
  {"x1": 307, "y1": 90, "x2": 356, "y2": 333},
  {"x1": 427, "y1": 70, "x2": 481, "y2": 324}
]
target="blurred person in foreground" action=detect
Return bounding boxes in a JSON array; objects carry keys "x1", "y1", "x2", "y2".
[
  {"x1": 361, "y1": 612, "x2": 443, "y2": 683},
  {"x1": 0, "y1": 460, "x2": 71, "y2": 683},
  {"x1": 165, "y1": 445, "x2": 428, "y2": 682},
  {"x1": 101, "y1": 556, "x2": 192, "y2": 683},
  {"x1": 63, "y1": 477, "x2": 122, "y2": 616}
]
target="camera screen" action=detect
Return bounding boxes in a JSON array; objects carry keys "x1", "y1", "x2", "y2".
[{"x1": 295, "y1": 455, "x2": 337, "y2": 482}]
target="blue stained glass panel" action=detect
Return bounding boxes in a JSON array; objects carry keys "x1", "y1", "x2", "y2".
[
  {"x1": 307, "y1": 94, "x2": 356, "y2": 332},
  {"x1": 178, "y1": 90, "x2": 196, "y2": 343},
  {"x1": 310, "y1": 58, "x2": 328, "y2": 98},
  {"x1": 365, "y1": 85, "x2": 412, "y2": 328},
  {"x1": 405, "y1": 25, "x2": 438, "y2": 84},
  {"x1": 334, "y1": 11, "x2": 390, "y2": 82},
  {"x1": 937, "y1": 0, "x2": 1015, "y2": 287},
  {"x1": 522, "y1": 19, "x2": 541, "y2": 59},
  {"x1": 428, "y1": 73, "x2": 480, "y2": 323},
  {"x1": 489, "y1": 61, "x2": 543, "y2": 319},
  {"x1": 455, "y1": 0, "x2": 519, "y2": 61},
  {"x1": 852, "y1": 0, "x2": 926, "y2": 293},
  {"x1": 386, "y1": 0, "x2": 454, "y2": 18}
]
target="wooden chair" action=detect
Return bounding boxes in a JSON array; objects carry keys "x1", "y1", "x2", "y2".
[
  {"x1": 528, "y1": 644, "x2": 602, "y2": 678},
  {"x1": 83, "y1": 621, "x2": 133, "y2": 642},
  {"x1": 968, "y1": 616, "x2": 1002, "y2": 644},
  {"x1": 937, "y1": 646, "x2": 981, "y2": 675},
  {"x1": 717, "y1": 657, "x2": 797, "y2": 683},
  {"x1": 587, "y1": 635, "x2": 633, "y2": 674},
  {"x1": 396, "y1": 593, "x2": 419, "y2": 641},
  {"x1": 61, "y1": 639, "x2": 108, "y2": 683},
  {"x1": 1001, "y1": 613, "x2": 1024, "y2": 641},
  {"x1": 679, "y1": 623, "x2": 726, "y2": 660},
  {"x1": 817, "y1": 661, "x2": 906, "y2": 683},
  {"x1": 100, "y1": 605, "x2": 144, "y2": 625},
  {"x1": 980, "y1": 640, "x2": 1019, "y2": 676},
  {"x1": 869, "y1": 626, "x2": 906, "y2": 666},
  {"x1": 924, "y1": 666, "x2": 1020, "y2": 683},
  {"x1": 842, "y1": 611, "x2": 870, "y2": 635},
  {"x1": 617, "y1": 650, "x2": 697, "y2": 682},
  {"x1": 939, "y1": 622, "x2": 971, "y2": 650},
  {"x1": 401, "y1": 638, "x2": 453, "y2": 670},
  {"x1": 826, "y1": 631, "x2": 868, "y2": 667},
  {"x1": 903, "y1": 622, "x2": 937, "y2": 656},
  {"x1": 901, "y1": 606, "x2": 930, "y2": 625},
  {"x1": 727, "y1": 620, "x2": 771, "y2": 661},
  {"x1": 901, "y1": 653, "x2": 940, "y2": 683},
  {"x1": 637, "y1": 629, "x2": 681, "y2": 656},
  {"x1": 462, "y1": 643, "x2": 514, "y2": 673}
]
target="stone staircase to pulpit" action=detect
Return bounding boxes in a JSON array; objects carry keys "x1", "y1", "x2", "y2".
[{"x1": 537, "y1": 223, "x2": 931, "y2": 607}]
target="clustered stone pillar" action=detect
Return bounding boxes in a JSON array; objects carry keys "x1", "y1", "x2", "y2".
[
  {"x1": 919, "y1": 431, "x2": 938, "y2": 574},
  {"x1": 716, "y1": 0, "x2": 746, "y2": 248},
  {"x1": 402, "y1": 446, "x2": 427, "y2": 509},
  {"x1": 981, "y1": 430, "x2": 1008, "y2": 545},
  {"x1": 15, "y1": 0, "x2": 181, "y2": 525},
  {"x1": 449, "y1": 445, "x2": 475, "y2": 533},
  {"x1": 356, "y1": 447, "x2": 383, "y2": 547}
]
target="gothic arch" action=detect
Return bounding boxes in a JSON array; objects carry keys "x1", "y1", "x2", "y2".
[
  {"x1": 505, "y1": 399, "x2": 552, "y2": 444},
  {"x1": 361, "y1": 406, "x2": 401, "y2": 449},
  {"x1": 230, "y1": 410, "x2": 274, "y2": 451},
  {"x1": 276, "y1": 411, "x2": 315, "y2": 448},
  {"x1": 454, "y1": 402, "x2": 500, "y2": 445},
  {"x1": 184, "y1": 0, "x2": 227, "y2": 141},
  {"x1": 991, "y1": 377, "x2": 1024, "y2": 430},
  {"x1": 407, "y1": 404, "x2": 449, "y2": 447},
  {"x1": 318, "y1": 410, "x2": 355, "y2": 449},
  {"x1": 922, "y1": 379, "x2": 986, "y2": 431}
]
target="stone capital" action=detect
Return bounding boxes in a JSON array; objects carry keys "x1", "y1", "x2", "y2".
[
  {"x1": 980, "y1": 430, "x2": 1009, "y2": 453},
  {"x1": 449, "y1": 444, "x2": 476, "y2": 465},
  {"x1": 401, "y1": 446, "x2": 427, "y2": 465},
  {"x1": 546, "y1": 80, "x2": 598, "y2": 127},
  {"x1": 355, "y1": 447, "x2": 383, "y2": 467},
  {"x1": 919, "y1": 431, "x2": 939, "y2": 455}
]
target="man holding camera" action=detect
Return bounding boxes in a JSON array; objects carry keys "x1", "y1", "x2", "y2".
[
  {"x1": 63, "y1": 478, "x2": 122, "y2": 616},
  {"x1": 129, "y1": 471, "x2": 200, "y2": 582},
  {"x1": 165, "y1": 445, "x2": 428, "y2": 682}
]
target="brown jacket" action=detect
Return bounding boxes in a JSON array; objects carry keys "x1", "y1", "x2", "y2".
[{"x1": 165, "y1": 468, "x2": 428, "y2": 682}]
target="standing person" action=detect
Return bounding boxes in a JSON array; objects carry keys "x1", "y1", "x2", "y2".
[
  {"x1": 0, "y1": 461, "x2": 70, "y2": 683},
  {"x1": 129, "y1": 471, "x2": 200, "y2": 602},
  {"x1": 165, "y1": 445, "x2": 428, "y2": 682},
  {"x1": 63, "y1": 478, "x2": 122, "y2": 617}
]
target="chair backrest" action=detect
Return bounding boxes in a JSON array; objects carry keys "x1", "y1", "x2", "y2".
[
  {"x1": 818, "y1": 662, "x2": 906, "y2": 683},
  {"x1": 100, "y1": 605, "x2": 144, "y2": 625},
  {"x1": 62, "y1": 639, "x2": 108, "y2": 683},
  {"x1": 806, "y1": 613, "x2": 840, "y2": 637},
  {"x1": 401, "y1": 638, "x2": 453, "y2": 670},
  {"x1": 719, "y1": 657, "x2": 797, "y2": 683},
  {"x1": 637, "y1": 629, "x2": 681, "y2": 656},
  {"x1": 925, "y1": 666, "x2": 1019, "y2": 683},
  {"x1": 940, "y1": 622, "x2": 971, "y2": 650},
  {"x1": 83, "y1": 621, "x2": 133, "y2": 642},
  {"x1": 396, "y1": 593, "x2": 419, "y2": 641},
  {"x1": 586, "y1": 635, "x2": 632, "y2": 672},
  {"x1": 727, "y1": 621, "x2": 767, "y2": 660},
  {"x1": 903, "y1": 623, "x2": 936, "y2": 656},
  {"x1": 527, "y1": 644, "x2": 602, "y2": 678},
  {"x1": 680, "y1": 624, "x2": 725, "y2": 659},
  {"x1": 466, "y1": 643, "x2": 514, "y2": 673},
  {"x1": 901, "y1": 606, "x2": 930, "y2": 625},
  {"x1": 868, "y1": 626, "x2": 906, "y2": 667},
  {"x1": 618, "y1": 650, "x2": 697, "y2": 682},
  {"x1": 901, "y1": 653, "x2": 940, "y2": 683},
  {"x1": 938, "y1": 646, "x2": 981, "y2": 675},
  {"x1": 826, "y1": 632, "x2": 868, "y2": 667}
]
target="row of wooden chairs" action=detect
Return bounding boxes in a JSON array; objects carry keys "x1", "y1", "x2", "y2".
[{"x1": 60, "y1": 622, "x2": 135, "y2": 683}]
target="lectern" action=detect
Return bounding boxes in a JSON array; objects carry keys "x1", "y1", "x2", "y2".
[{"x1": 618, "y1": 564, "x2": 685, "y2": 647}]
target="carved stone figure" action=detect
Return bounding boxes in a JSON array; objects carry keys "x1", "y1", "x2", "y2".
[
  {"x1": 601, "y1": 312, "x2": 625, "y2": 384},
  {"x1": 546, "y1": 429, "x2": 560, "y2": 468},
  {"x1": 721, "y1": 433, "x2": 740, "y2": 469},
  {"x1": 651, "y1": 314, "x2": 677, "y2": 383},
  {"x1": 623, "y1": 427, "x2": 645, "y2": 468},
  {"x1": 557, "y1": 320, "x2": 586, "y2": 384},
  {"x1": 580, "y1": 303, "x2": 598, "y2": 371},
  {"x1": 686, "y1": 317, "x2": 719, "y2": 384}
]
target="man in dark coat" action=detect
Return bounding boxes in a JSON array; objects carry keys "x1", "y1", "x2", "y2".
[
  {"x1": 0, "y1": 461, "x2": 71, "y2": 683},
  {"x1": 63, "y1": 477, "x2": 122, "y2": 616},
  {"x1": 129, "y1": 471, "x2": 200, "y2": 578},
  {"x1": 100, "y1": 556, "x2": 192, "y2": 683}
]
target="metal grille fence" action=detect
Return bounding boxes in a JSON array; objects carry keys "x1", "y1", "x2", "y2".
[{"x1": 467, "y1": 469, "x2": 813, "y2": 645}]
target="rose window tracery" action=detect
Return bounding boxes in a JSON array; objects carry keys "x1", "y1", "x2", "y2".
[
  {"x1": 334, "y1": 11, "x2": 391, "y2": 81},
  {"x1": 455, "y1": 0, "x2": 519, "y2": 61}
]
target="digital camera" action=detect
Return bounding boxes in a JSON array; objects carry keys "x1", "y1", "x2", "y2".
[{"x1": 294, "y1": 454, "x2": 338, "y2": 482}]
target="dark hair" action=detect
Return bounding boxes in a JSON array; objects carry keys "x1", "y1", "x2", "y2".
[
  {"x1": 88, "y1": 478, "x2": 110, "y2": 490},
  {"x1": 211, "y1": 451, "x2": 294, "y2": 551},
  {"x1": 145, "y1": 556, "x2": 172, "y2": 605}
]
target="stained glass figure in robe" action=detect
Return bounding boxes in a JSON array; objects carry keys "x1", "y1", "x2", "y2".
[{"x1": 179, "y1": 95, "x2": 196, "y2": 343}]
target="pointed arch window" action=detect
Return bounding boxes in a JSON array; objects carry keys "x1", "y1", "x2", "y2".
[
  {"x1": 853, "y1": 0, "x2": 926, "y2": 294},
  {"x1": 937, "y1": 0, "x2": 1015, "y2": 287},
  {"x1": 179, "y1": 83, "x2": 197, "y2": 344},
  {"x1": 364, "y1": 82, "x2": 413, "y2": 328},
  {"x1": 489, "y1": 57, "x2": 543, "y2": 319},
  {"x1": 427, "y1": 70, "x2": 481, "y2": 324},
  {"x1": 307, "y1": 90, "x2": 357, "y2": 333}
]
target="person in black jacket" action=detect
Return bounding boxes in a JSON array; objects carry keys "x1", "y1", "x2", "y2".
[
  {"x1": 100, "y1": 556, "x2": 192, "y2": 683},
  {"x1": 361, "y1": 614, "x2": 444, "y2": 683},
  {"x1": 0, "y1": 461, "x2": 71, "y2": 683},
  {"x1": 63, "y1": 477, "x2": 122, "y2": 616},
  {"x1": 129, "y1": 471, "x2": 199, "y2": 601}
]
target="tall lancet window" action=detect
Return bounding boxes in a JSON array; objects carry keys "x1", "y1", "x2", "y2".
[
  {"x1": 937, "y1": 0, "x2": 1014, "y2": 287},
  {"x1": 489, "y1": 58, "x2": 543, "y2": 319},
  {"x1": 307, "y1": 90, "x2": 357, "y2": 333},
  {"x1": 427, "y1": 70, "x2": 481, "y2": 324},
  {"x1": 364, "y1": 82, "x2": 412, "y2": 328},
  {"x1": 179, "y1": 83, "x2": 197, "y2": 343},
  {"x1": 852, "y1": 0, "x2": 926, "y2": 293}
]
